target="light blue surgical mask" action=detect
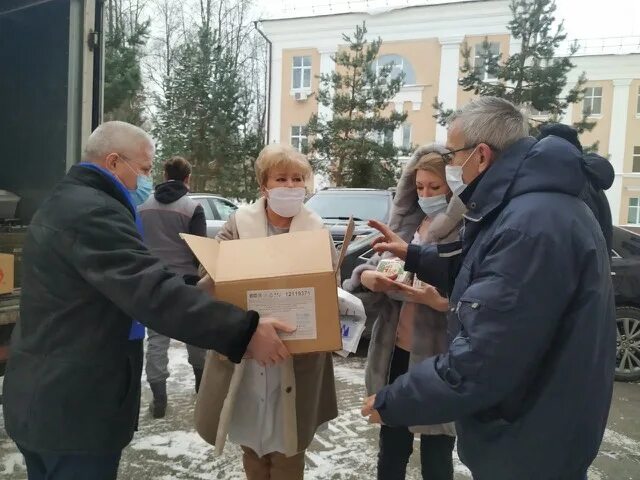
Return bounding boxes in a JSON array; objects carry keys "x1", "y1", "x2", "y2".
[
  {"x1": 130, "y1": 174, "x2": 153, "y2": 207},
  {"x1": 418, "y1": 194, "x2": 448, "y2": 218},
  {"x1": 445, "y1": 146, "x2": 477, "y2": 198},
  {"x1": 120, "y1": 156, "x2": 153, "y2": 207}
]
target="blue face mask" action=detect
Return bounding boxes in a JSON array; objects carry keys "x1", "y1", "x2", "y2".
[
  {"x1": 418, "y1": 194, "x2": 448, "y2": 218},
  {"x1": 129, "y1": 174, "x2": 153, "y2": 207},
  {"x1": 119, "y1": 156, "x2": 153, "y2": 207}
]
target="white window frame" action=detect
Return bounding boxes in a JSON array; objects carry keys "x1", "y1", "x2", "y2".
[
  {"x1": 375, "y1": 129, "x2": 394, "y2": 146},
  {"x1": 633, "y1": 146, "x2": 640, "y2": 173},
  {"x1": 375, "y1": 57, "x2": 405, "y2": 82},
  {"x1": 290, "y1": 125, "x2": 308, "y2": 152},
  {"x1": 583, "y1": 86, "x2": 603, "y2": 116},
  {"x1": 474, "y1": 42, "x2": 500, "y2": 81},
  {"x1": 628, "y1": 197, "x2": 640, "y2": 225},
  {"x1": 636, "y1": 85, "x2": 640, "y2": 117},
  {"x1": 292, "y1": 56, "x2": 312, "y2": 91}
]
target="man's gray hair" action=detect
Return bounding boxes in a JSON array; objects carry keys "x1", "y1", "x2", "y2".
[
  {"x1": 83, "y1": 121, "x2": 154, "y2": 162},
  {"x1": 448, "y1": 97, "x2": 529, "y2": 152}
]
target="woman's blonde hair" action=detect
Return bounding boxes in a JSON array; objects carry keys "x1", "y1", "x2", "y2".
[
  {"x1": 255, "y1": 144, "x2": 313, "y2": 187},
  {"x1": 413, "y1": 152, "x2": 446, "y2": 182}
]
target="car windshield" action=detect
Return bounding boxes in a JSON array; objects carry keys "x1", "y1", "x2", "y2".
[{"x1": 306, "y1": 193, "x2": 389, "y2": 222}]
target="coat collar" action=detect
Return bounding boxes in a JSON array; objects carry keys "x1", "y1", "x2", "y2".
[
  {"x1": 234, "y1": 197, "x2": 324, "y2": 239},
  {"x1": 69, "y1": 164, "x2": 136, "y2": 219},
  {"x1": 462, "y1": 137, "x2": 537, "y2": 224}
]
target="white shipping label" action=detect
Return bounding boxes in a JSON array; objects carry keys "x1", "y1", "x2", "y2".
[{"x1": 246, "y1": 288, "x2": 317, "y2": 340}]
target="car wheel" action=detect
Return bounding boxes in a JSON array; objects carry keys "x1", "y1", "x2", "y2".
[{"x1": 615, "y1": 306, "x2": 640, "y2": 382}]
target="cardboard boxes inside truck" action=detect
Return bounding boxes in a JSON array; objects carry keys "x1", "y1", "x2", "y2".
[
  {"x1": 0, "y1": 253, "x2": 14, "y2": 295},
  {"x1": 181, "y1": 220, "x2": 354, "y2": 354}
]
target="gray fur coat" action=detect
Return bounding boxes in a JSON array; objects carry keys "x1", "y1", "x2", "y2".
[{"x1": 344, "y1": 144, "x2": 466, "y2": 436}]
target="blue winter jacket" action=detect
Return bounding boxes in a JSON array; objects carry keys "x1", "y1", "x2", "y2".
[{"x1": 374, "y1": 136, "x2": 616, "y2": 480}]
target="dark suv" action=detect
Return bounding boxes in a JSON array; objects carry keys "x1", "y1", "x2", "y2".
[{"x1": 305, "y1": 188, "x2": 394, "y2": 247}]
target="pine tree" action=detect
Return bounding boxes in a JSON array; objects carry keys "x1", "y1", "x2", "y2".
[
  {"x1": 154, "y1": 30, "x2": 243, "y2": 194},
  {"x1": 104, "y1": 0, "x2": 149, "y2": 126},
  {"x1": 433, "y1": 0, "x2": 595, "y2": 142},
  {"x1": 152, "y1": 0, "x2": 266, "y2": 201},
  {"x1": 306, "y1": 22, "x2": 407, "y2": 189}
]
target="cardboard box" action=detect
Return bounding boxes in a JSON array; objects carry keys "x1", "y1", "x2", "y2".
[
  {"x1": 182, "y1": 220, "x2": 354, "y2": 354},
  {"x1": 0, "y1": 253, "x2": 14, "y2": 295}
]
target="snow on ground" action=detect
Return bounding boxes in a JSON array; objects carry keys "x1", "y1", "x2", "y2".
[{"x1": 2, "y1": 341, "x2": 639, "y2": 479}]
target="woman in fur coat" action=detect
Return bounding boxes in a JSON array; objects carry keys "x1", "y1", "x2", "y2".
[{"x1": 345, "y1": 144, "x2": 466, "y2": 480}]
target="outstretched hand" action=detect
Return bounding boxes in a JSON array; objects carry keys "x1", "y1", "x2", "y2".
[{"x1": 369, "y1": 220, "x2": 409, "y2": 260}]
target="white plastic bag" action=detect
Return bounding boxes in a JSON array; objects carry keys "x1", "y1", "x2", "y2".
[{"x1": 336, "y1": 288, "x2": 367, "y2": 357}]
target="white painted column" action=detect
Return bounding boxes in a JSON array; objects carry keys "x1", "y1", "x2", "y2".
[
  {"x1": 607, "y1": 78, "x2": 633, "y2": 225},
  {"x1": 436, "y1": 36, "x2": 465, "y2": 143},
  {"x1": 269, "y1": 45, "x2": 284, "y2": 144},
  {"x1": 393, "y1": 102, "x2": 404, "y2": 147},
  {"x1": 560, "y1": 83, "x2": 575, "y2": 125},
  {"x1": 508, "y1": 37, "x2": 522, "y2": 56},
  {"x1": 317, "y1": 47, "x2": 336, "y2": 124}
]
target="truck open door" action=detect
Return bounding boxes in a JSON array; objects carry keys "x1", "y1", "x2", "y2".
[{"x1": 0, "y1": 0, "x2": 104, "y2": 375}]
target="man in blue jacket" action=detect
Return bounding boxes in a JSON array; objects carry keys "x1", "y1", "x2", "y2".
[{"x1": 363, "y1": 97, "x2": 616, "y2": 480}]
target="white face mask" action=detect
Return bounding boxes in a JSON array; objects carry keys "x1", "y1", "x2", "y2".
[
  {"x1": 445, "y1": 146, "x2": 477, "y2": 197},
  {"x1": 266, "y1": 187, "x2": 306, "y2": 218},
  {"x1": 418, "y1": 194, "x2": 448, "y2": 218}
]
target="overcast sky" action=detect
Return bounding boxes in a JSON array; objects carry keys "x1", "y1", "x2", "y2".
[{"x1": 254, "y1": 0, "x2": 640, "y2": 40}]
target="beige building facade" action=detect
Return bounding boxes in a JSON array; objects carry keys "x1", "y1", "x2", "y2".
[{"x1": 259, "y1": 0, "x2": 640, "y2": 226}]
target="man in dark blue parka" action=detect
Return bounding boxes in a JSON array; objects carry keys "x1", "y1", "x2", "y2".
[{"x1": 363, "y1": 97, "x2": 616, "y2": 480}]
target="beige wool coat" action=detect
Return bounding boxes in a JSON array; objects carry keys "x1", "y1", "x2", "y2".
[{"x1": 194, "y1": 198, "x2": 338, "y2": 457}]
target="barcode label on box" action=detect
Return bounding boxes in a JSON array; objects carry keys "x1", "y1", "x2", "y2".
[{"x1": 247, "y1": 288, "x2": 317, "y2": 340}]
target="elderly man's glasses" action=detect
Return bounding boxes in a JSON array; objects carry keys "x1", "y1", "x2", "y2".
[
  {"x1": 440, "y1": 143, "x2": 497, "y2": 165},
  {"x1": 440, "y1": 145, "x2": 479, "y2": 165}
]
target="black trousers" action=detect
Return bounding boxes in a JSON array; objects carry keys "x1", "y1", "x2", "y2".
[
  {"x1": 18, "y1": 444, "x2": 121, "y2": 480},
  {"x1": 377, "y1": 347, "x2": 455, "y2": 480}
]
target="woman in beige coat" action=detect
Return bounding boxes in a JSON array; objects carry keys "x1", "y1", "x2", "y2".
[{"x1": 195, "y1": 144, "x2": 338, "y2": 480}]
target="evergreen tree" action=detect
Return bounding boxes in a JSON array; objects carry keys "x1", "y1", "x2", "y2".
[
  {"x1": 152, "y1": 0, "x2": 266, "y2": 201},
  {"x1": 306, "y1": 22, "x2": 407, "y2": 189},
  {"x1": 104, "y1": 0, "x2": 149, "y2": 126},
  {"x1": 153, "y1": 27, "x2": 263, "y2": 199},
  {"x1": 433, "y1": 0, "x2": 595, "y2": 142}
]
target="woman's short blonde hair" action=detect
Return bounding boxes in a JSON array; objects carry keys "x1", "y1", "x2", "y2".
[
  {"x1": 413, "y1": 152, "x2": 446, "y2": 182},
  {"x1": 255, "y1": 144, "x2": 313, "y2": 187}
]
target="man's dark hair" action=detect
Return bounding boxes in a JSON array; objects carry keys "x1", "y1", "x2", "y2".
[{"x1": 164, "y1": 156, "x2": 192, "y2": 182}]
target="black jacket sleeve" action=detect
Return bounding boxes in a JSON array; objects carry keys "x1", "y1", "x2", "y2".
[
  {"x1": 189, "y1": 204, "x2": 207, "y2": 237},
  {"x1": 69, "y1": 206, "x2": 257, "y2": 363},
  {"x1": 405, "y1": 242, "x2": 462, "y2": 293}
]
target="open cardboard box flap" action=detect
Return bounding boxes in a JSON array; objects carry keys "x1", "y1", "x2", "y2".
[
  {"x1": 179, "y1": 217, "x2": 354, "y2": 354},
  {"x1": 180, "y1": 217, "x2": 355, "y2": 282}
]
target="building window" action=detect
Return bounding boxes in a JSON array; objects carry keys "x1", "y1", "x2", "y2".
[
  {"x1": 474, "y1": 42, "x2": 500, "y2": 81},
  {"x1": 373, "y1": 54, "x2": 416, "y2": 84},
  {"x1": 583, "y1": 86, "x2": 603, "y2": 116},
  {"x1": 529, "y1": 106, "x2": 550, "y2": 117},
  {"x1": 290, "y1": 126, "x2": 308, "y2": 152},
  {"x1": 375, "y1": 129, "x2": 394, "y2": 145},
  {"x1": 628, "y1": 198, "x2": 640, "y2": 224},
  {"x1": 636, "y1": 86, "x2": 640, "y2": 115},
  {"x1": 292, "y1": 56, "x2": 312, "y2": 90},
  {"x1": 401, "y1": 123, "x2": 412, "y2": 150},
  {"x1": 633, "y1": 146, "x2": 640, "y2": 173}
]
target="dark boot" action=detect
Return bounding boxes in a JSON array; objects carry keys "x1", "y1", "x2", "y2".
[
  {"x1": 149, "y1": 381, "x2": 167, "y2": 419},
  {"x1": 193, "y1": 367, "x2": 203, "y2": 394}
]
